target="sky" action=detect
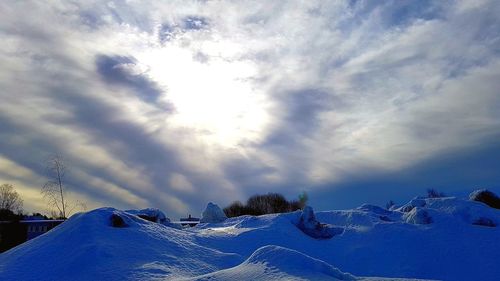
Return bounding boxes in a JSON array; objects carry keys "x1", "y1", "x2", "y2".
[{"x1": 1, "y1": 0, "x2": 499, "y2": 218}]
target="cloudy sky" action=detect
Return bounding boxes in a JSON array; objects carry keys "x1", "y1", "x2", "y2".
[{"x1": 1, "y1": 0, "x2": 499, "y2": 218}]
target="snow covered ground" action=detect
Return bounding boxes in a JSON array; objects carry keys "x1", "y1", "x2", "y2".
[{"x1": 0, "y1": 196, "x2": 498, "y2": 281}]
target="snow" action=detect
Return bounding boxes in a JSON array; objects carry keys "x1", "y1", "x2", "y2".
[
  {"x1": 403, "y1": 207, "x2": 433, "y2": 224},
  {"x1": 184, "y1": 245, "x2": 358, "y2": 281},
  {"x1": 0, "y1": 196, "x2": 499, "y2": 281},
  {"x1": 200, "y1": 202, "x2": 227, "y2": 223}
]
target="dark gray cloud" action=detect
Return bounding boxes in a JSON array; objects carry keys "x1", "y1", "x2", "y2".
[
  {"x1": 96, "y1": 55, "x2": 169, "y2": 105},
  {"x1": 265, "y1": 89, "x2": 340, "y2": 145}
]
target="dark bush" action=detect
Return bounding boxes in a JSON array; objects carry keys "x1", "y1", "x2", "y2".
[
  {"x1": 0, "y1": 222, "x2": 27, "y2": 252},
  {"x1": 426, "y1": 188, "x2": 446, "y2": 198},
  {"x1": 0, "y1": 209, "x2": 27, "y2": 252},
  {"x1": 469, "y1": 189, "x2": 500, "y2": 209},
  {"x1": 0, "y1": 209, "x2": 23, "y2": 221},
  {"x1": 289, "y1": 200, "x2": 302, "y2": 211},
  {"x1": 223, "y1": 201, "x2": 246, "y2": 217},
  {"x1": 247, "y1": 193, "x2": 290, "y2": 215}
]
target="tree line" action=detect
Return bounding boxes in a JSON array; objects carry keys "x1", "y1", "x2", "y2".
[{"x1": 223, "y1": 192, "x2": 308, "y2": 217}]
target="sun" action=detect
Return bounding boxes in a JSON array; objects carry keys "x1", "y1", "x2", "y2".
[{"x1": 137, "y1": 41, "x2": 270, "y2": 147}]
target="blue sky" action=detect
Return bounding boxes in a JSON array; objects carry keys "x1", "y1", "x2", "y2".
[{"x1": 0, "y1": 0, "x2": 499, "y2": 218}]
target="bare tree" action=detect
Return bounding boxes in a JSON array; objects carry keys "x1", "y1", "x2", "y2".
[
  {"x1": 0, "y1": 183, "x2": 23, "y2": 213},
  {"x1": 42, "y1": 155, "x2": 85, "y2": 218}
]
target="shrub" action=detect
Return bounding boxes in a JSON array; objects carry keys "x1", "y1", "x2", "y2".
[
  {"x1": 469, "y1": 189, "x2": 500, "y2": 209},
  {"x1": 289, "y1": 200, "x2": 302, "y2": 211},
  {"x1": 426, "y1": 188, "x2": 446, "y2": 198},
  {"x1": 223, "y1": 201, "x2": 248, "y2": 217},
  {"x1": 247, "y1": 193, "x2": 290, "y2": 215},
  {"x1": 0, "y1": 209, "x2": 23, "y2": 221}
]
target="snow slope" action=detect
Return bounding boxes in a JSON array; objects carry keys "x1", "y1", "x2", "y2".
[
  {"x1": 182, "y1": 245, "x2": 428, "y2": 281},
  {"x1": 0, "y1": 197, "x2": 498, "y2": 281}
]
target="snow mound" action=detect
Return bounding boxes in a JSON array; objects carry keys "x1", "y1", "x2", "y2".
[
  {"x1": 398, "y1": 198, "x2": 427, "y2": 213},
  {"x1": 0, "y1": 208, "x2": 239, "y2": 281},
  {"x1": 200, "y1": 202, "x2": 227, "y2": 223},
  {"x1": 186, "y1": 245, "x2": 357, "y2": 281},
  {"x1": 422, "y1": 197, "x2": 499, "y2": 226},
  {"x1": 404, "y1": 207, "x2": 433, "y2": 225},
  {"x1": 469, "y1": 189, "x2": 500, "y2": 209},
  {"x1": 245, "y1": 245, "x2": 356, "y2": 280},
  {"x1": 294, "y1": 206, "x2": 344, "y2": 239},
  {"x1": 186, "y1": 245, "x2": 430, "y2": 281}
]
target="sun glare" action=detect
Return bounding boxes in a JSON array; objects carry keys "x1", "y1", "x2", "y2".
[{"x1": 138, "y1": 44, "x2": 269, "y2": 147}]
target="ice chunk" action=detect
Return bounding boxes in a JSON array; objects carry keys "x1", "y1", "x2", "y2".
[
  {"x1": 295, "y1": 206, "x2": 343, "y2": 239},
  {"x1": 200, "y1": 202, "x2": 228, "y2": 223}
]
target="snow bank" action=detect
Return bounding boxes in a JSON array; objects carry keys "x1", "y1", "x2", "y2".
[
  {"x1": 1, "y1": 196, "x2": 499, "y2": 281},
  {"x1": 200, "y1": 202, "x2": 227, "y2": 223}
]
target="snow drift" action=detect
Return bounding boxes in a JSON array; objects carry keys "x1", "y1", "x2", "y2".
[
  {"x1": 1, "y1": 196, "x2": 499, "y2": 281},
  {"x1": 200, "y1": 202, "x2": 227, "y2": 223}
]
